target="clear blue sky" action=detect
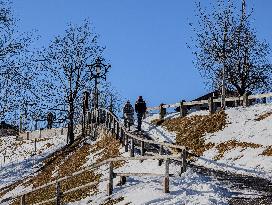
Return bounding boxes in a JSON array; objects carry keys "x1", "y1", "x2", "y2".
[{"x1": 13, "y1": 0, "x2": 272, "y2": 107}]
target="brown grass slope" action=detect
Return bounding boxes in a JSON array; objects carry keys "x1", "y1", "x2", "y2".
[
  {"x1": 162, "y1": 111, "x2": 227, "y2": 156},
  {"x1": 1, "y1": 129, "x2": 123, "y2": 205},
  {"x1": 158, "y1": 110, "x2": 266, "y2": 159}
]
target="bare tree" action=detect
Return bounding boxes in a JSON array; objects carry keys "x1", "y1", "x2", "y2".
[
  {"x1": 39, "y1": 20, "x2": 104, "y2": 144},
  {"x1": 190, "y1": 0, "x2": 272, "y2": 96},
  {"x1": 0, "y1": 0, "x2": 34, "y2": 123}
]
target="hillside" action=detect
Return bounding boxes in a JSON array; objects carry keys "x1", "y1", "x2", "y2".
[
  {"x1": 0, "y1": 103, "x2": 271, "y2": 205},
  {"x1": 144, "y1": 103, "x2": 272, "y2": 180}
]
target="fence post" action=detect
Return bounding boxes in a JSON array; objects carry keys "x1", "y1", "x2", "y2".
[
  {"x1": 107, "y1": 162, "x2": 114, "y2": 196},
  {"x1": 116, "y1": 123, "x2": 120, "y2": 140},
  {"x1": 182, "y1": 148, "x2": 187, "y2": 173},
  {"x1": 163, "y1": 158, "x2": 170, "y2": 193},
  {"x1": 180, "y1": 100, "x2": 187, "y2": 117},
  {"x1": 55, "y1": 181, "x2": 62, "y2": 205},
  {"x1": 262, "y1": 97, "x2": 267, "y2": 104},
  {"x1": 125, "y1": 135, "x2": 128, "y2": 152},
  {"x1": 159, "y1": 103, "x2": 166, "y2": 120},
  {"x1": 119, "y1": 176, "x2": 126, "y2": 186},
  {"x1": 39, "y1": 129, "x2": 42, "y2": 138},
  {"x1": 34, "y1": 138, "x2": 37, "y2": 153},
  {"x1": 112, "y1": 119, "x2": 115, "y2": 135},
  {"x1": 26, "y1": 131, "x2": 30, "y2": 140},
  {"x1": 120, "y1": 129, "x2": 125, "y2": 146},
  {"x1": 130, "y1": 138, "x2": 135, "y2": 157},
  {"x1": 20, "y1": 194, "x2": 26, "y2": 205},
  {"x1": 158, "y1": 145, "x2": 163, "y2": 166},
  {"x1": 140, "y1": 141, "x2": 145, "y2": 156},
  {"x1": 208, "y1": 97, "x2": 215, "y2": 114},
  {"x1": 243, "y1": 92, "x2": 249, "y2": 107}
]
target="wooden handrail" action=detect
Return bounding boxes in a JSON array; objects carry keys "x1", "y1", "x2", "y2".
[
  {"x1": 98, "y1": 108, "x2": 186, "y2": 150},
  {"x1": 147, "y1": 92, "x2": 272, "y2": 111}
]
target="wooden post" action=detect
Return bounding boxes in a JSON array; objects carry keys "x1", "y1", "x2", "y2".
[
  {"x1": 20, "y1": 194, "x2": 26, "y2": 205},
  {"x1": 158, "y1": 145, "x2": 163, "y2": 166},
  {"x1": 61, "y1": 128, "x2": 64, "y2": 135},
  {"x1": 163, "y1": 158, "x2": 170, "y2": 193},
  {"x1": 140, "y1": 141, "x2": 145, "y2": 156},
  {"x1": 208, "y1": 97, "x2": 215, "y2": 114},
  {"x1": 26, "y1": 131, "x2": 30, "y2": 140},
  {"x1": 55, "y1": 182, "x2": 62, "y2": 205},
  {"x1": 159, "y1": 103, "x2": 166, "y2": 120},
  {"x1": 243, "y1": 92, "x2": 249, "y2": 107},
  {"x1": 262, "y1": 97, "x2": 267, "y2": 104},
  {"x1": 112, "y1": 119, "x2": 116, "y2": 135},
  {"x1": 39, "y1": 129, "x2": 42, "y2": 138},
  {"x1": 34, "y1": 138, "x2": 37, "y2": 153},
  {"x1": 182, "y1": 149, "x2": 187, "y2": 173},
  {"x1": 116, "y1": 123, "x2": 120, "y2": 140},
  {"x1": 120, "y1": 129, "x2": 125, "y2": 146},
  {"x1": 119, "y1": 176, "x2": 126, "y2": 186},
  {"x1": 107, "y1": 162, "x2": 113, "y2": 196},
  {"x1": 130, "y1": 138, "x2": 135, "y2": 157},
  {"x1": 125, "y1": 135, "x2": 128, "y2": 152},
  {"x1": 180, "y1": 100, "x2": 187, "y2": 117}
]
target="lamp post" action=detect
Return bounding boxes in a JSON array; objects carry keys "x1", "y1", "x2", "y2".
[{"x1": 87, "y1": 57, "x2": 110, "y2": 109}]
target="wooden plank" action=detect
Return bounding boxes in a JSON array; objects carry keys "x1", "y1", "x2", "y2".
[{"x1": 115, "y1": 172, "x2": 165, "y2": 177}]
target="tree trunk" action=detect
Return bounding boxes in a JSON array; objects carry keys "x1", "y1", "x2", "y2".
[{"x1": 67, "y1": 102, "x2": 75, "y2": 145}]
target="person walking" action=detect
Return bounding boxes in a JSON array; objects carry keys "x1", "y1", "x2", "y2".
[
  {"x1": 135, "y1": 96, "x2": 147, "y2": 131},
  {"x1": 123, "y1": 100, "x2": 134, "y2": 131},
  {"x1": 47, "y1": 112, "x2": 54, "y2": 129}
]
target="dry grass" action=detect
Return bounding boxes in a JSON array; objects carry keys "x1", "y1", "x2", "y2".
[
  {"x1": 214, "y1": 140, "x2": 262, "y2": 160},
  {"x1": 262, "y1": 146, "x2": 272, "y2": 156},
  {"x1": 92, "y1": 131, "x2": 125, "y2": 168},
  {"x1": 7, "y1": 129, "x2": 123, "y2": 205},
  {"x1": 100, "y1": 197, "x2": 126, "y2": 205},
  {"x1": 162, "y1": 111, "x2": 227, "y2": 156},
  {"x1": 255, "y1": 111, "x2": 272, "y2": 121}
]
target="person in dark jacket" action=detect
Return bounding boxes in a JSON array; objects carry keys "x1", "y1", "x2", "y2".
[
  {"x1": 135, "y1": 96, "x2": 147, "y2": 131},
  {"x1": 123, "y1": 100, "x2": 134, "y2": 130}
]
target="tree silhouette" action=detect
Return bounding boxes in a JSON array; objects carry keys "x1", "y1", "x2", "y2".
[
  {"x1": 190, "y1": 0, "x2": 272, "y2": 96},
  {"x1": 39, "y1": 20, "x2": 104, "y2": 144}
]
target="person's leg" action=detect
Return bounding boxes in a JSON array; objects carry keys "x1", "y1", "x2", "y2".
[
  {"x1": 137, "y1": 113, "x2": 143, "y2": 131},
  {"x1": 137, "y1": 114, "x2": 141, "y2": 131}
]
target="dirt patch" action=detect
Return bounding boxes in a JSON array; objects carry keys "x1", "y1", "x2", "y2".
[
  {"x1": 262, "y1": 146, "x2": 272, "y2": 156},
  {"x1": 214, "y1": 140, "x2": 262, "y2": 160},
  {"x1": 255, "y1": 111, "x2": 272, "y2": 121},
  {"x1": 162, "y1": 111, "x2": 227, "y2": 156}
]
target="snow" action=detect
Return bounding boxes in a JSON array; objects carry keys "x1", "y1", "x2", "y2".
[
  {"x1": 144, "y1": 103, "x2": 272, "y2": 179},
  {"x1": 1, "y1": 103, "x2": 271, "y2": 204},
  {"x1": 0, "y1": 134, "x2": 67, "y2": 190}
]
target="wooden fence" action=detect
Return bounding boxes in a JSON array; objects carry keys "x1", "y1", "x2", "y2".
[
  {"x1": 1, "y1": 108, "x2": 187, "y2": 205},
  {"x1": 148, "y1": 92, "x2": 272, "y2": 119}
]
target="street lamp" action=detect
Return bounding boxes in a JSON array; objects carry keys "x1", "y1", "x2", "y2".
[{"x1": 87, "y1": 57, "x2": 111, "y2": 109}]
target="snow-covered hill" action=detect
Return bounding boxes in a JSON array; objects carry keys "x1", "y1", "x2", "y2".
[
  {"x1": 143, "y1": 103, "x2": 272, "y2": 180},
  {"x1": 0, "y1": 103, "x2": 271, "y2": 205}
]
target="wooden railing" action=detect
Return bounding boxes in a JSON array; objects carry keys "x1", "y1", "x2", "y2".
[
  {"x1": 1, "y1": 108, "x2": 187, "y2": 205},
  {"x1": 147, "y1": 92, "x2": 272, "y2": 119}
]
